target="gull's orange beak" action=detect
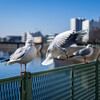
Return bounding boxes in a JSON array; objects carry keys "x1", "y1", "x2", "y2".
[
  {"x1": 93, "y1": 46, "x2": 96, "y2": 49},
  {"x1": 32, "y1": 43, "x2": 35, "y2": 46}
]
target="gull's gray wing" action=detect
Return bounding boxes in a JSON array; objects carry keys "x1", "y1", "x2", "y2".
[
  {"x1": 53, "y1": 30, "x2": 74, "y2": 48},
  {"x1": 10, "y1": 46, "x2": 27, "y2": 61},
  {"x1": 47, "y1": 30, "x2": 73, "y2": 51},
  {"x1": 48, "y1": 30, "x2": 87, "y2": 50},
  {"x1": 77, "y1": 48, "x2": 91, "y2": 56}
]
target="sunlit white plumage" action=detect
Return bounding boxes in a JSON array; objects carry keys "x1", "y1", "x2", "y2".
[
  {"x1": 6, "y1": 39, "x2": 37, "y2": 73},
  {"x1": 42, "y1": 30, "x2": 87, "y2": 65}
]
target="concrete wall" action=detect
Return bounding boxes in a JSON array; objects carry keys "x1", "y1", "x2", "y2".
[{"x1": 54, "y1": 46, "x2": 100, "y2": 67}]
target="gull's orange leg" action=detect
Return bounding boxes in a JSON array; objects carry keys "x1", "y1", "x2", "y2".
[
  {"x1": 25, "y1": 64, "x2": 27, "y2": 72},
  {"x1": 20, "y1": 64, "x2": 22, "y2": 75},
  {"x1": 84, "y1": 57, "x2": 88, "y2": 63}
]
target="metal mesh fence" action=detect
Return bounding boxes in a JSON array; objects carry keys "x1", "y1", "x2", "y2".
[{"x1": 0, "y1": 60, "x2": 99, "y2": 100}]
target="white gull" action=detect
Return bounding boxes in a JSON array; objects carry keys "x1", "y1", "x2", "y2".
[
  {"x1": 42, "y1": 30, "x2": 87, "y2": 65},
  {"x1": 68, "y1": 44, "x2": 94, "y2": 63},
  {"x1": 5, "y1": 39, "x2": 37, "y2": 74}
]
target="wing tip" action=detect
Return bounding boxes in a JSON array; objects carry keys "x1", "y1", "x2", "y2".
[{"x1": 42, "y1": 59, "x2": 53, "y2": 66}]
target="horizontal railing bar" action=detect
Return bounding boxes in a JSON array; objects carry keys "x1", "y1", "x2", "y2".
[
  {"x1": 47, "y1": 87, "x2": 71, "y2": 99},
  {"x1": 98, "y1": 82, "x2": 100, "y2": 85},
  {"x1": 74, "y1": 72, "x2": 95, "y2": 80},
  {"x1": 98, "y1": 91, "x2": 100, "y2": 94},
  {"x1": 74, "y1": 78, "x2": 95, "y2": 88},
  {"x1": 34, "y1": 80, "x2": 71, "y2": 90},
  {"x1": 75, "y1": 64, "x2": 94, "y2": 71},
  {"x1": 74, "y1": 87, "x2": 95, "y2": 99},
  {"x1": 62, "y1": 95, "x2": 72, "y2": 100},
  {"x1": 32, "y1": 75, "x2": 71, "y2": 83},
  {"x1": 47, "y1": 89, "x2": 71, "y2": 99},
  {"x1": 75, "y1": 68, "x2": 95, "y2": 74},
  {"x1": 74, "y1": 82, "x2": 95, "y2": 92},
  {"x1": 32, "y1": 86, "x2": 71, "y2": 99},
  {"x1": 32, "y1": 68, "x2": 71, "y2": 77},
  {"x1": 75, "y1": 83, "x2": 95, "y2": 94},
  {"x1": 32, "y1": 76, "x2": 71, "y2": 84},
  {"x1": 33, "y1": 73, "x2": 71, "y2": 81},
  {"x1": 98, "y1": 77, "x2": 100, "y2": 80},
  {"x1": 75, "y1": 91, "x2": 95, "y2": 100},
  {"x1": 32, "y1": 77, "x2": 71, "y2": 84},
  {"x1": 51, "y1": 92, "x2": 71, "y2": 100},
  {"x1": 74, "y1": 61, "x2": 96, "y2": 69},
  {"x1": 75, "y1": 69, "x2": 95, "y2": 76},
  {"x1": 74, "y1": 73, "x2": 95, "y2": 82},
  {"x1": 98, "y1": 73, "x2": 100, "y2": 76},
  {"x1": 75, "y1": 89, "x2": 95, "y2": 99},
  {"x1": 39, "y1": 82, "x2": 71, "y2": 95},
  {"x1": 31, "y1": 61, "x2": 96, "y2": 77},
  {"x1": 0, "y1": 75, "x2": 25, "y2": 84}
]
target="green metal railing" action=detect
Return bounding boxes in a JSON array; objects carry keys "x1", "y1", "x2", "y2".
[{"x1": 0, "y1": 60, "x2": 100, "y2": 100}]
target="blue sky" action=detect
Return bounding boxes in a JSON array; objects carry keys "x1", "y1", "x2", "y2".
[{"x1": 0, "y1": 0, "x2": 100, "y2": 37}]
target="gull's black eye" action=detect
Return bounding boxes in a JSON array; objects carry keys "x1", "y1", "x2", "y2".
[
  {"x1": 29, "y1": 41, "x2": 32, "y2": 44},
  {"x1": 47, "y1": 49, "x2": 50, "y2": 53},
  {"x1": 63, "y1": 49, "x2": 66, "y2": 53}
]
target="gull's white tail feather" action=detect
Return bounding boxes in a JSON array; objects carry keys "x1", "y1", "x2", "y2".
[
  {"x1": 42, "y1": 57, "x2": 53, "y2": 65},
  {"x1": 6, "y1": 60, "x2": 17, "y2": 65}
]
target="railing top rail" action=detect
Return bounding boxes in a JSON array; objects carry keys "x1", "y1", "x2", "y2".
[
  {"x1": 0, "y1": 75, "x2": 25, "y2": 84},
  {"x1": 31, "y1": 60, "x2": 97, "y2": 77}
]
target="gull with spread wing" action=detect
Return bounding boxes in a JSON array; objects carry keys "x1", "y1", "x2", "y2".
[{"x1": 42, "y1": 30, "x2": 87, "y2": 65}]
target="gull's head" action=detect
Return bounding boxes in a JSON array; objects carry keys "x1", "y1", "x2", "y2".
[
  {"x1": 25, "y1": 39, "x2": 35, "y2": 46},
  {"x1": 86, "y1": 44, "x2": 96, "y2": 49},
  {"x1": 86, "y1": 44, "x2": 92, "y2": 48},
  {"x1": 86, "y1": 44, "x2": 95, "y2": 48}
]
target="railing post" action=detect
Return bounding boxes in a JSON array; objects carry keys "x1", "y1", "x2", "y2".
[
  {"x1": 72, "y1": 66, "x2": 74, "y2": 100},
  {"x1": 95, "y1": 59, "x2": 99, "y2": 100},
  {"x1": 21, "y1": 72, "x2": 32, "y2": 100}
]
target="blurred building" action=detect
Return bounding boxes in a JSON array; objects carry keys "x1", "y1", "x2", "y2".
[
  {"x1": 70, "y1": 17, "x2": 100, "y2": 43},
  {"x1": 22, "y1": 31, "x2": 44, "y2": 43},
  {"x1": 0, "y1": 37, "x2": 7, "y2": 42},
  {"x1": 82, "y1": 18, "x2": 100, "y2": 42},
  {"x1": 45, "y1": 33, "x2": 58, "y2": 44},
  {"x1": 70, "y1": 18, "x2": 85, "y2": 31},
  {"x1": 21, "y1": 32, "x2": 27, "y2": 42},
  {"x1": 4, "y1": 36, "x2": 21, "y2": 42}
]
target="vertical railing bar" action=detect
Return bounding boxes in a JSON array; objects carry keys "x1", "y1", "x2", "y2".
[
  {"x1": 13, "y1": 81, "x2": 16, "y2": 100},
  {"x1": 20, "y1": 76, "x2": 25, "y2": 100},
  {"x1": 71, "y1": 66, "x2": 74, "y2": 100},
  {"x1": 4, "y1": 84, "x2": 5, "y2": 100},
  {"x1": 20, "y1": 72, "x2": 32, "y2": 100},
  {"x1": 95, "y1": 59, "x2": 99, "y2": 100},
  {"x1": 0, "y1": 85, "x2": 1, "y2": 100},
  {"x1": 1, "y1": 85, "x2": 2, "y2": 100},
  {"x1": 5, "y1": 84, "x2": 6, "y2": 99},
  {"x1": 11, "y1": 82, "x2": 12, "y2": 100}
]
